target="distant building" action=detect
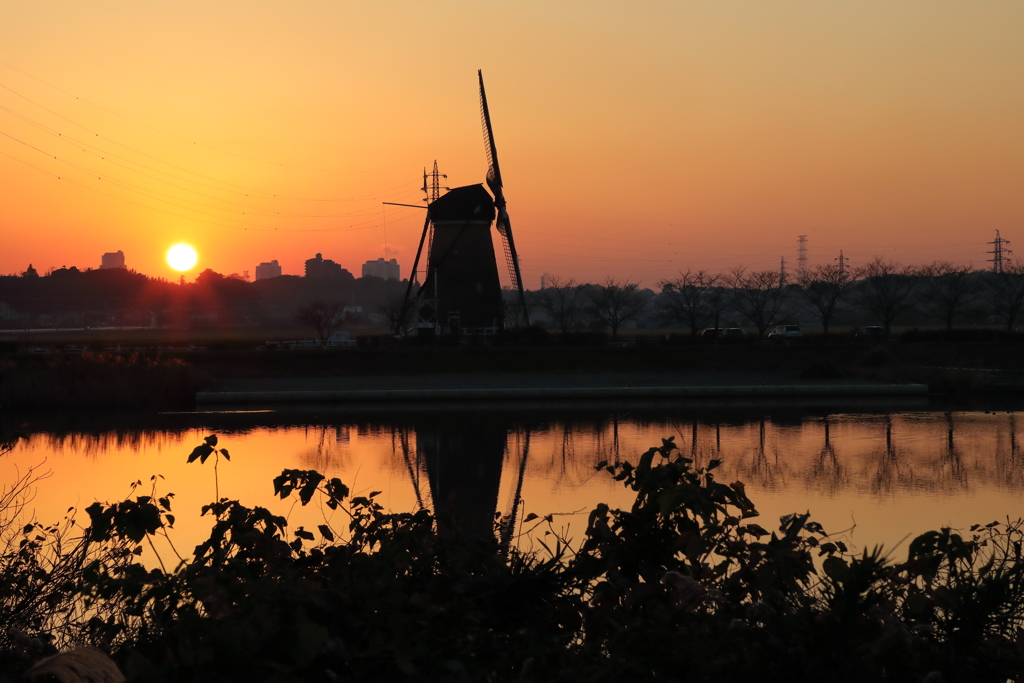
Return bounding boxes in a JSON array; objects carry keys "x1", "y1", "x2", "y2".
[
  {"x1": 255, "y1": 260, "x2": 282, "y2": 280},
  {"x1": 100, "y1": 251, "x2": 126, "y2": 270},
  {"x1": 540, "y1": 273, "x2": 550, "y2": 289},
  {"x1": 304, "y1": 253, "x2": 347, "y2": 279},
  {"x1": 361, "y1": 258, "x2": 400, "y2": 280}
]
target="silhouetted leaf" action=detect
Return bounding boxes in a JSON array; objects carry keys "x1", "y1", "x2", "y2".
[
  {"x1": 741, "y1": 524, "x2": 770, "y2": 539},
  {"x1": 220, "y1": 448, "x2": 230, "y2": 461},
  {"x1": 823, "y1": 556, "x2": 850, "y2": 584},
  {"x1": 299, "y1": 472, "x2": 325, "y2": 505},
  {"x1": 188, "y1": 444, "x2": 214, "y2": 464},
  {"x1": 318, "y1": 525, "x2": 334, "y2": 542}
]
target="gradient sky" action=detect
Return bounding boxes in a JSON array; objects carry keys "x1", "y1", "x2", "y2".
[{"x1": 2, "y1": 1, "x2": 1023, "y2": 287}]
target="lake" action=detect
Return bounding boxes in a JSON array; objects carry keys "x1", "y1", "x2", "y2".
[{"x1": 4, "y1": 402, "x2": 1024, "y2": 562}]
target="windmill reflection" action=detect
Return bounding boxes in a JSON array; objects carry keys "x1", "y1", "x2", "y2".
[{"x1": 413, "y1": 417, "x2": 529, "y2": 551}]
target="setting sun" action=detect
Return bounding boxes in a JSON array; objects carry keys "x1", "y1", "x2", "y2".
[{"x1": 166, "y1": 244, "x2": 198, "y2": 272}]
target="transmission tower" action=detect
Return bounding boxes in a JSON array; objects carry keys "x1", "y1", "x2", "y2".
[
  {"x1": 780, "y1": 256, "x2": 787, "y2": 286},
  {"x1": 988, "y1": 230, "x2": 1012, "y2": 273},
  {"x1": 835, "y1": 249, "x2": 848, "y2": 276},
  {"x1": 422, "y1": 160, "x2": 448, "y2": 204},
  {"x1": 420, "y1": 161, "x2": 449, "y2": 276},
  {"x1": 797, "y1": 235, "x2": 808, "y2": 273}
]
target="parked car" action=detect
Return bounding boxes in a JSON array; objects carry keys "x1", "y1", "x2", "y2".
[
  {"x1": 768, "y1": 324, "x2": 803, "y2": 343},
  {"x1": 721, "y1": 328, "x2": 747, "y2": 343},
  {"x1": 854, "y1": 326, "x2": 887, "y2": 341},
  {"x1": 700, "y1": 327, "x2": 748, "y2": 344},
  {"x1": 699, "y1": 327, "x2": 720, "y2": 343},
  {"x1": 698, "y1": 327, "x2": 747, "y2": 344}
]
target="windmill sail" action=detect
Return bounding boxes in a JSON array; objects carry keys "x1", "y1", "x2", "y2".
[{"x1": 478, "y1": 70, "x2": 530, "y2": 325}]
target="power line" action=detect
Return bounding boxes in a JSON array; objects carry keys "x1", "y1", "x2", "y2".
[
  {"x1": 0, "y1": 79, "x2": 419, "y2": 202},
  {"x1": 0, "y1": 58, "x2": 348, "y2": 173},
  {"x1": 0, "y1": 102, "x2": 419, "y2": 215},
  {"x1": 0, "y1": 128, "x2": 407, "y2": 230},
  {"x1": 0, "y1": 147, "x2": 420, "y2": 234}
]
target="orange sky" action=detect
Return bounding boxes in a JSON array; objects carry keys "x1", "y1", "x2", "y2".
[{"x1": 2, "y1": 1, "x2": 1023, "y2": 287}]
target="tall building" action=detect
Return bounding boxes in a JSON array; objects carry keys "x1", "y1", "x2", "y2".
[
  {"x1": 361, "y1": 258, "x2": 400, "y2": 280},
  {"x1": 255, "y1": 260, "x2": 282, "y2": 280},
  {"x1": 100, "y1": 251, "x2": 126, "y2": 270},
  {"x1": 304, "y1": 253, "x2": 346, "y2": 278}
]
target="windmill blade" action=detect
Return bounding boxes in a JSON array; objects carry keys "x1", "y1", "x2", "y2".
[
  {"x1": 479, "y1": 70, "x2": 503, "y2": 199},
  {"x1": 478, "y1": 70, "x2": 530, "y2": 325}
]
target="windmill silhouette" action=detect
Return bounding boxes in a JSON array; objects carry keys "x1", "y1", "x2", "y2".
[{"x1": 403, "y1": 70, "x2": 530, "y2": 335}]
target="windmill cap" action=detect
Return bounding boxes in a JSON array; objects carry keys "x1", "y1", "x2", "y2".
[{"x1": 428, "y1": 184, "x2": 495, "y2": 222}]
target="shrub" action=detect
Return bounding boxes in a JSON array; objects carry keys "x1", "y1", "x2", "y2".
[{"x1": 3, "y1": 436, "x2": 1024, "y2": 681}]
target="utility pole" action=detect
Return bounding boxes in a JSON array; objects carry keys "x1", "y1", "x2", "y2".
[
  {"x1": 797, "y1": 235, "x2": 808, "y2": 274},
  {"x1": 988, "y1": 230, "x2": 1012, "y2": 273},
  {"x1": 780, "y1": 256, "x2": 787, "y2": 287},
  {"x1": 835, "y1": 249, "x2": 848, "y2": 277}
]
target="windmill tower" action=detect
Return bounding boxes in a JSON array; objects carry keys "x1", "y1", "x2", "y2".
[{"x1": 402, "y1": 71, "x2": 530, "y2": 335}]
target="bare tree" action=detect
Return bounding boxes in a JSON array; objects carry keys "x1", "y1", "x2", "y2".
[
  {"x1": 917, "y1": 261, "x2": 979, "y2": 330},
  {"x1": 585, "y1": 278, "x2": 649, "y2": 340},
  {"x1": 657, "y1": 269, "x2": 723, "y2": 336},
  {"x1": 984, "y1": 259, "x2": 1024, "y2": 333},
  {"x1": 855, "y1": 257, "x2": 917, "y2": 335},
  {"x1": 502, "y1": 289, "x2": 532, "y2": 330},
  {"x1": 535, "y1": 275, "x2": 587, "y2": 334},
  {"x1": 376, "y1": 292, "x2": 412, "y2": 336},
  {"x1": 296, "y1": 300, "x2": 348, "y2": 346},
  {"x1": 796, "y1": 264, "x2": 853, "y2": 337},
  {"x1": 726, "y1": 268, "x2": 789, "y2": 339}
]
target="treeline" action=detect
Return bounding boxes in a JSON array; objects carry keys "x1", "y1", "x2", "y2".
[
  {"x1": 0, "y1": 266, "x2": 406, "y2": 329},
  {"x1": 5, "y1": 259, "x2": 1024, "y2": 338},
  {"x1": 513, "y1": 259, "x2": 1024, "y2": 339}
]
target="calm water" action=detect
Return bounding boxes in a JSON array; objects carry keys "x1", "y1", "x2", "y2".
[{"x1": 4, "y1": 405, "x2": 1024, "y2": 560}]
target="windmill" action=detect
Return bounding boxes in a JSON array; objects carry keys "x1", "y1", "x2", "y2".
[{"x1": 401, "y1": 70, "x2": 530, "y2": 334}]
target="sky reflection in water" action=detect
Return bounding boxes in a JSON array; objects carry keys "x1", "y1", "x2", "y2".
[{"x1": 5, "y1": 410, "x2": 1023, "y2": 562}]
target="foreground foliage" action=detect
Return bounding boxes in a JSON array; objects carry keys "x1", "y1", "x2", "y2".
[{"x1": 3, "y1": 437, "x2": 1024, "y2": 682}]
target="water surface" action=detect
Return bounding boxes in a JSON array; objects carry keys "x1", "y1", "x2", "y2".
[{"x1": 4, "y1": 406, "x2": 1024, "y2": 560}]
